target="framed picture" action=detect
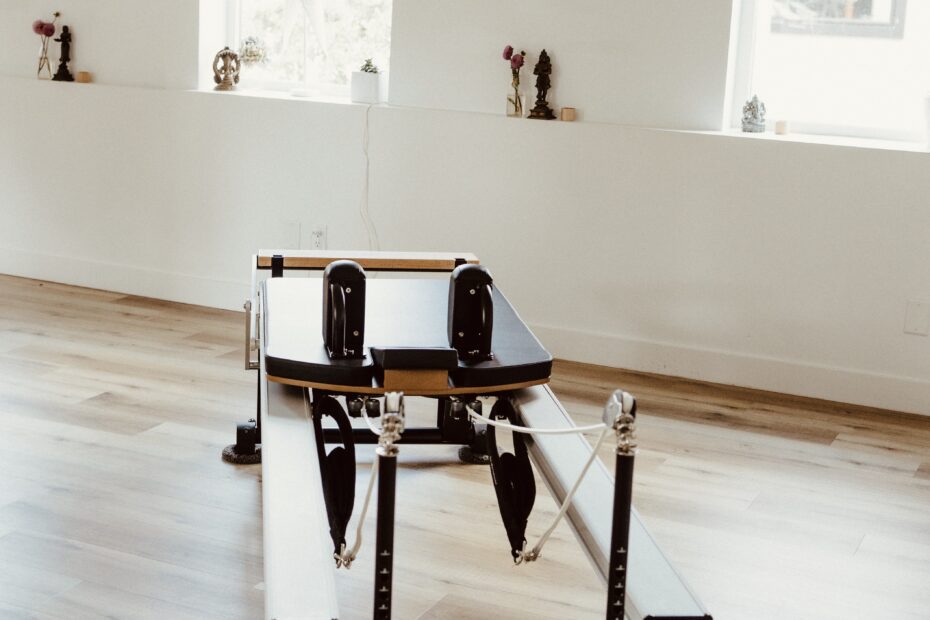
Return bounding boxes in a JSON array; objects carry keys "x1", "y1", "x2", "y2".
[{"x1": 771, "y1": 0, "x2": 907, "y2": 38}]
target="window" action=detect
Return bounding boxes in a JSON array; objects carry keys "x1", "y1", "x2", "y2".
[
  {"x1": 730, "y1": 0, "x2": 927, "y2": 142},
  {"x1": 229, "y1": 0, "x2": 392, "y2": 95}
]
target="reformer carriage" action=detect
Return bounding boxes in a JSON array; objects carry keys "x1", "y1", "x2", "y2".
[{"x1": 225, "y1": 251, "x2": 712, "y2": 620}]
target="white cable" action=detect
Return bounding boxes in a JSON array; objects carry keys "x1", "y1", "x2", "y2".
[
  {"x1": 337, "y1": 457, "x2": 379, "y2": 568},
  {"x1": 360, "y1": 399, "x2": 382, "y2": 436},
  {"x1": 467, "y1": 410, "x2": 606, "y2": 435},
  {"x1": 359, "y1": 103, "x2": 381, "y2": 250},
  {"x1": 519, "y1": 426, "x2": 612, "y2": 563}
]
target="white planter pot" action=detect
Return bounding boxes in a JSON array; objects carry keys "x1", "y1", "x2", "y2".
[{"x1": 351, "y1": 71, "x2": 379, "y2": 104}]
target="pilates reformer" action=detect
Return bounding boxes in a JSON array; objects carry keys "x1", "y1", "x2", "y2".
[{"x1": 225, "y1": 250, "x2": 712, "y2": 620}]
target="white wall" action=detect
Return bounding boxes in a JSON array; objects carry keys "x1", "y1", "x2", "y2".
[
  {"x1": 0, "y1": 0, "x2": 200, "y2": 90},
  {"x1": 1, "y1": 0, "x2": 928, "y2": 415},
  {"x1": 390, "y1": 0, "x2": 734, "y2": 129}
]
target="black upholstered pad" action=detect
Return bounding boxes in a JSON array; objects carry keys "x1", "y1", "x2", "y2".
[{"x1": 262, "y1": 277, "x2": 552, "y2": 390}]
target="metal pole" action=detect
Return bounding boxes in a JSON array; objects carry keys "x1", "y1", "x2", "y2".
[
  {"x1": 606, "y1": 392, "x2": 637, "y2": 620},
  {"x1": 373, "y1": 392, "x2": 404, "y2": 620},
  {"x1": 374, "y1": 452, "x2": 396, "y2": 619}
]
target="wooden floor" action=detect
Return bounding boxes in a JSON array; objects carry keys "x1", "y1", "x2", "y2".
[{"x1": 0, "y1": 274, "x2": 928, "y2": 620}]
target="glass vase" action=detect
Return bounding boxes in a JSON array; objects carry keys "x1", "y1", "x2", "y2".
[
  {"x1": 37, "y1": 39, "x2": 52, "y2": 79},
  {"x1": 507, "y1": 90, "x2": 525, "y2": 117}
]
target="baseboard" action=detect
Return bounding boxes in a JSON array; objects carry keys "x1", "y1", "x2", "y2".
[
  {"x1": 531, "y1": 323, "x2": 930, "y2": 417},
  {"x1": 0, "y1": 246, "x2": 247, "y2": 311}
]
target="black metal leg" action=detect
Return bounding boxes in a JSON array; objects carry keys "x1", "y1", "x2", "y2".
[
  {"x1": 373, "y1": 452, "x2": 397, "y2": 619},
  {"x1": 607, "y1": 450, "x2": 634, "y2": 619},
  {"x1": 606, "y1": 396, "x2": 637, "y2": 620}
]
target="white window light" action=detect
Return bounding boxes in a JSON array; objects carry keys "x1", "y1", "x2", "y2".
[
  {"x1": 228, "y1": 0, "x2": 392, "y2": 97},
  {"x1": 729, "y1": 0, "x2": 928, "y2": 143}
]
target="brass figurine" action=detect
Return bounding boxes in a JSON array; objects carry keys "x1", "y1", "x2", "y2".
[
  {"x1": 528, "y1": 49, "x2": 556, "y2": 120},
  {"x1": 213, "y1": 47, "x2": 241, "y2": 91}
]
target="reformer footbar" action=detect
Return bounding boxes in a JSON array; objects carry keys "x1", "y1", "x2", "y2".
[{"x1": 235, "y1": 250, "x2": 713, "y2": 620}]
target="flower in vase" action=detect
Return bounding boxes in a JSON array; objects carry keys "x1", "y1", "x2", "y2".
[
  {"x1": 33, "y1": 11, "x2": 60, "y2": 79},
  {"x1": 503, "y1": 45, "x2": 526, "y2": 116}
]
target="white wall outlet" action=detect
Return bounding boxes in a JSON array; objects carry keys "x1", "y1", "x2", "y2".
[
  {"x1": 309, "y1": 226, "x2": 327, "y2": 250},
  {"x1": 904, "y1": 300, "x2": 930, "y2": 336}
]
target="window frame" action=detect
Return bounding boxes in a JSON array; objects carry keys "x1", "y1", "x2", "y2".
[
  {"x1": 771, "y1": 0, "x2": 907, "y2": 38},
  {"x1": 728, "y1": 0, "x2": 920, "y2": 143}
]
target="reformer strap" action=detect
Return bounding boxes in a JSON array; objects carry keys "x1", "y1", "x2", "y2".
[
  {"x1": 486, "y1": 398, "x2": 536, "y2": 561},
  {"x1": 311, "y1": 395, "x2": 357, "y2": 556}
]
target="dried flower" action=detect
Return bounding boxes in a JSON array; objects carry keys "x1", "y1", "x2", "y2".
[
  {"x1": 32, "y1": 20, "x2": 44, "y2": 34},
  {"x1": 510, "y1": 54, "x2": 524, "y2": 70},
  {"x1": 42, "y1": 22, "x2": 55, "y2": 37},
  {"x1": 503, "y1": 45, "x2": 514, "y2": 61}
]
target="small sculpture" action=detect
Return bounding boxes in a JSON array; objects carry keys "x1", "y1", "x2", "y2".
[
  {"x1": 213, "y1": 47, "x2": 241, "y2": 91},
  {"x1": 742, "y1": 95, "x2": 766, "y2": 133},
  {"x1": 52, "y1": 25, "x2": 74, "y2": 82},
  {"x1": 528, "y1": 49, "x2": 556, "y2": 120}
]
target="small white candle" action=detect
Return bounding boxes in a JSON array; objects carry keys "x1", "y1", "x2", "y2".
[{"x1": 775, "y1": 120, "x2": 789, "y2": 135}]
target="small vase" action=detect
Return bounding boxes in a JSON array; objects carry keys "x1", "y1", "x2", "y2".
[
  {"x1": 506, "y1": 90, "x2": 525, "y2": 117},
  {"x1": 37, "y1": 40, "x2": 51, "y2": 80}
]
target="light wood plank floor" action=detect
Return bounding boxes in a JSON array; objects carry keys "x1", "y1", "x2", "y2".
[{"x1": 0, "y1": 274, "x2": 927, "y2": 620}]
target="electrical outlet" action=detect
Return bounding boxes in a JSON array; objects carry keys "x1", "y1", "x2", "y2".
[
  {"x1": 904, "y1": 300, "x2": 930, "y2": 336},
  {"x1": 309, "y1": 227, "x2": 327, "y2": 250}
]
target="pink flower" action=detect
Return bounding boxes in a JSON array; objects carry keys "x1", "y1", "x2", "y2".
[
  {"x1": 510, "y1": 54, "x2": 524, "y2": 70},
  {"x1": 503, "y1": 45, "x2": 513, "y2": 61},
  {"x1": 32, "y1": 20, "x2": 44, "y2": 34},
  {"x1": 42, "y1": 22, "x2": 55, "y2": 37}
]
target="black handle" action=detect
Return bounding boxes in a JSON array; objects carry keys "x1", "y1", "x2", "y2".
[{"x1": 329, "y1": 284, "x2": 347, "y2": 358}]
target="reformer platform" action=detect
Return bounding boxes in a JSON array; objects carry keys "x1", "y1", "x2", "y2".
[{"x1": 233, "y1": 250, "x2": 712, "y2": 620}]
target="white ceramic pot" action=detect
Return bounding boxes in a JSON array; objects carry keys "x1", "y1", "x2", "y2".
[{"x1": 351, "y1": 71, "x2": 379, "y2": 104}]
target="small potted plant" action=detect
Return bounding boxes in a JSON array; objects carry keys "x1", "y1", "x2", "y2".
[
  {"x1": 239, "y1": 36, "x2": 269, "y2": 67},
  {"x1": 351, "y1": 58, "x2": 380, "y2": 104}
]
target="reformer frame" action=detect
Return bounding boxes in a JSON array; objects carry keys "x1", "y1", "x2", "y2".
[{"x1": 240, "y1": 250, "x2": 712, "y2": 620}]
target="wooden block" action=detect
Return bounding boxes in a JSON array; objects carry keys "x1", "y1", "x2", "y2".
[{"x1": 382, "y1": 369, "x2": 449, "y2": 391}]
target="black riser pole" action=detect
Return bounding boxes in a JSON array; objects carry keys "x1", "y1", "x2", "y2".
[
  {"x1": 607, "y1": 452, "x2": 635, "y2": 620},
  {"x1": 374, "y1": 453, "x2": 397, "y2": 619}
]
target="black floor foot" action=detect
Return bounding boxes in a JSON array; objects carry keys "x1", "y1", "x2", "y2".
[
  {"x1": 458, "y1": 446, "x2": 490, "y2": 464},
  {"x1": 458, "y1": 428, "x2": 490, "y2": 464},
  {"x1": 222, "y1": 444, "x2": 262, "y2": 464}
]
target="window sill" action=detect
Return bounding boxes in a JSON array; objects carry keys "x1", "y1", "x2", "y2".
[
  {"x1": 688, "y1": 128, "x2": 928, "y2": 154},
  {"x1": 186, "y1": 86, "x2": 384, "y2": 108}
]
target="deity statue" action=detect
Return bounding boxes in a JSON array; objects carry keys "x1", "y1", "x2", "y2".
[
  {"x1": 213, "y1": 47, "x2": 241, "y2": 91},
  {"x1": 528, "y1": 49, "x2": 556, "y2": 120},
  {"x1": 52, "y1": 25, "x2": 74, "y2": 82},
  {"x1": 742, "y1": 95, "x2": 766, "y2": 133}
]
